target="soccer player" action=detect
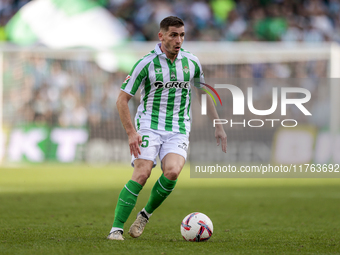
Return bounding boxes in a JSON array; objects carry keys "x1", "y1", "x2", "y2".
[{"x1": 107, "y1": 16, "x2": 227, "y2": 240}]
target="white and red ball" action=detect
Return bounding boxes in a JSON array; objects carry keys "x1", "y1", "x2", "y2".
[{"x1": 181, "y1": 212, "x2": 213, "y2": 242}]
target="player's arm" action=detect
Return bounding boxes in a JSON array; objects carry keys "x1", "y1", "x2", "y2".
[
  {"x1": 116, "y1": 90, "x2": 142, "y2": 158},
  {"x1": 195, "y1": 87, "x2": 227, "y2": 153}
]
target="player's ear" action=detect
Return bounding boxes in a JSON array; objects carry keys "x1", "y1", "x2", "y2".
[{"x1": 158, "y1": 31, "x2": 163, "y2": 41}]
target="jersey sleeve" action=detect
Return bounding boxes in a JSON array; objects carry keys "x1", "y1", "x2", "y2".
[
  {"x1": 121, "y1": 59, "x2": 148, "y2": 96},
  {"x1": 193, "y1": 58, "x2": 205, "y2": 89}
]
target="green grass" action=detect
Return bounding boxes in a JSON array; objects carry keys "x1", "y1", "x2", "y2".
[{"x1": 1, "y1": 164, "x2": 340, "y2": 255}]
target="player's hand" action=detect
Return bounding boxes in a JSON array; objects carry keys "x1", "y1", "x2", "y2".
[
  {"x1": 215, "y1": 126, "x2": 227, "y2": 153},
  {"x1": 128, "y1": 131, "x2": 142, "y2": 158}
]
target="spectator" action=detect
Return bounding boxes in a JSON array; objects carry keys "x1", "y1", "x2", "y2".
[
  {"x1": 210, "y1": 0, "x2": 236, "y2": 25},
  {"x1": 223, "y1": 9, "x2": 247, "y2": 41}
]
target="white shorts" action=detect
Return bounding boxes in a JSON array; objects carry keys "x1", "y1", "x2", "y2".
[{"x1": 131, "y1": 129, "x2": 189, "y2": 168}]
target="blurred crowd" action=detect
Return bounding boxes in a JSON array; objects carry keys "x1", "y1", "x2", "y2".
[
  {"x1": 3, "y1": 55, "x2": 131, "y2": 136},
  {"x1": 1, "y1": 0, "x2": 340, "y2": 43},
  {"x1": 110, "y1": 0, "x2": 340, "y2": 42}
]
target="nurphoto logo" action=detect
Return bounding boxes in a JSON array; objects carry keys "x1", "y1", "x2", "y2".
[{"x1": 200, "y1": 84, "x2": 311, "y2": 128}]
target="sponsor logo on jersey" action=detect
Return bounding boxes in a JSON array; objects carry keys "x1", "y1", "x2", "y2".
[
  {"x1": 123, "y1": 75, "x2": 131, "y2": 84},
  {"x1": 178, "y1": 142, "x2": 188, "y2": 151},
  {"x1": 154, "y1": 81, "x2": 189, "y2": 89},
  {"x1": 155, "y1": 68, "x2": 162, "y2": 74}
]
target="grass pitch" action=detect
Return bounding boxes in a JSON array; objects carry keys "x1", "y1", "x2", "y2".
[{"x1": 0, "y1": 164, "x2": 340, "y2": 255}]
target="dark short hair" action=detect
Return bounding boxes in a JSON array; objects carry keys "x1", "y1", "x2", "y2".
[{"x1": 160, "y1": 16, "x2": 184, "y2": 31}]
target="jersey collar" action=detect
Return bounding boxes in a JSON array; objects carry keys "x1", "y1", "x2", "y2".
[{"x1": 155, "y1": 43, "x2": 183, "y2": 60}]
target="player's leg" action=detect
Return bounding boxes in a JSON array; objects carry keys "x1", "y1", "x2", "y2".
[
  {"x1": 108, "y1": 130, "x2": 160, "y2": 240},
  {"x1": 129, "y1": 133, "x2": 188, "y2": 238},
  {"x1": 129, "y1": 153, "x2": 185, "y2": 238},
  {"x1": 144, "y1": 132, "x2": 188, "y2": 215},
  {"x1": 108, "y1": 159, "x2": 153, "y2": 240},
  {"x1": 113, "y1": 159, "x2": 153, "y2": 228},
  {"x1": 144, "y1": 153, "x2": 185, "y2": 214}
]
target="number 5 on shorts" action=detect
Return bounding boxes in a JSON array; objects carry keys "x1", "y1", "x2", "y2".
[{"x1": 141, "y1": 135, "x2": 149, "y2": 148}]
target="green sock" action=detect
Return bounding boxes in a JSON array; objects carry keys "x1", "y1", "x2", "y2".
[
  {"x1": 144, "y1": 174, "x2": 177, "y2": 214},
  {"x1": 112, "y1": 180, "x2": 143, "y2": 229}
]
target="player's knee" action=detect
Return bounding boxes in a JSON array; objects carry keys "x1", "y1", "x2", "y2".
[
  {"x1": 132, "y1": 165, "x2": 152, "y2": 185},
  {"x1": 164, "y1": 165, "x2": 181, "y2": 180},
  {"x1": 136, "y1": 170, "x2": 151, "y2": 185},
  {"x1": 164, "y1": 171, "x2": 179, "y2": 181}
]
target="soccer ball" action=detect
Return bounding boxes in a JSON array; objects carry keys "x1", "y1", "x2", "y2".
[{"x1": 181, "y1": 212, "x2": 213, "y2": 242}]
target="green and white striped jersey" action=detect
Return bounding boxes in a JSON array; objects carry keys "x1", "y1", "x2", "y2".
[{"x1": 121, "y1": 43, "x2": 204, "y2": 135}]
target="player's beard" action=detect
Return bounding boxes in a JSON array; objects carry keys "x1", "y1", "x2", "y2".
[{"x1": 164, "y1": 41, "x2": 180, "y2": 56}]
